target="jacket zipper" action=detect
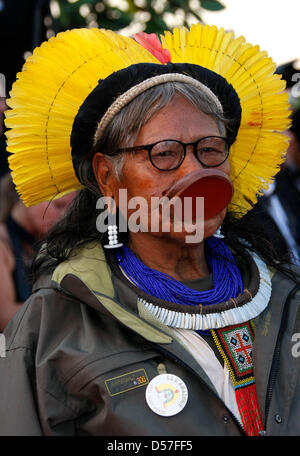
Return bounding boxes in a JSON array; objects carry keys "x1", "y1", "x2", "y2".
[
  {"x1": 152, "y1": 342, "x2": 247, "y2": 436},
  {"x1": 263, "y1": 283, "x2": 300, "y2": 433}
]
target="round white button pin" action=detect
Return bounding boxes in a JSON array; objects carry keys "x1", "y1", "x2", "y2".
[{"x1": 145, "y1": 373, "x2": 188, "y2": 417}]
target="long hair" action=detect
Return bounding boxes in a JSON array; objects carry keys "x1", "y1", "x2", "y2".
[{"x1": 32, "y1": 82, "x2": 298, "y2": 282}]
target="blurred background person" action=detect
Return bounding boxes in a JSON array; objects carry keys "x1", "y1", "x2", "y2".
[
  {"x1": 0, "y1": 172, "x2": 75, "y2": 330},
  {"x1": 263, "y1": 107, "x2": 300, "y2": 263},
  {"x1": 242, "y1": 61, "x2": 300, "y2": 265}
]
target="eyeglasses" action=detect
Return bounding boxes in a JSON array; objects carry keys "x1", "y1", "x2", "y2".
[{"x1": 117, "y1": 136, "x2": 230, "y2": 171}]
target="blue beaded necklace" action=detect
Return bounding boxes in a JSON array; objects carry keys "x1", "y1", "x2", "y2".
[{"x1": 115, "y1": 237, "x2": 243, "y2": 335}]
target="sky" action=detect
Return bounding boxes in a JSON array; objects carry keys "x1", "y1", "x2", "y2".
[{"x1": 202, "y1": 0, "x2": 300, "y2": 66}]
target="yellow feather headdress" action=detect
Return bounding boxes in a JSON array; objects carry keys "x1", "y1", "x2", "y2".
[{"x1": 5, "y1": 24, "x2": 290, "y2": 217}]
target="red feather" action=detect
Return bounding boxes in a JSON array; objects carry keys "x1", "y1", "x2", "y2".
[{"x1": 134, "y1": 32, "x2": 171, "y2": 64}]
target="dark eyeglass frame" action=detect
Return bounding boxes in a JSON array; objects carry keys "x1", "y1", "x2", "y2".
[{"x1": 117, "y1": 135, "x2": 231, "y2": 171}]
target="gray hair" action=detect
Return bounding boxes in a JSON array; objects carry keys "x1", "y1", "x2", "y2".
[{"x1": 79, "y1": 81, "x2": 228, "y2": 192}]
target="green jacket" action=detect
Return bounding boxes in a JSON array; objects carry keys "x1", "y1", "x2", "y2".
[{"x1": 0, "y1": 243, "x2": 299, "y2": 436}]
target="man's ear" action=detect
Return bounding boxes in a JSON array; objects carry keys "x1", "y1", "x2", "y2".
[{"x1": 93, "y1": 152, "x2": 118, "y2": 198}]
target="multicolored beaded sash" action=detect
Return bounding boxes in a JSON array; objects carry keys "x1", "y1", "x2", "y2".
[{"x1": 211, "y1": 321, "x2": 263, "y2": 436}]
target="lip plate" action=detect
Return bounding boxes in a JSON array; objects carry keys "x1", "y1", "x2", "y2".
[{"x1": 166, "y1": 169, "x2": 233, "y2": 221}]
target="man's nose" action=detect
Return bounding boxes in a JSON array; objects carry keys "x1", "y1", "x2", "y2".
[{"x1": 179, "y1": 147, "x2": 204, "y2": 175}]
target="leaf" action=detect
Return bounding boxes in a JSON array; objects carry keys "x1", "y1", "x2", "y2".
[{"x1": 200, "y1": 0, "x2": 225, "y2": 11}]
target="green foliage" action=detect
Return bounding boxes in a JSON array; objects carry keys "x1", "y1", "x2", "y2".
[
  {"x1": 200, "y1": 0, "x2": 225, "y2": 11},
  {"x1": 49, "y1": 0, "x2": 225, "y2": 34}
]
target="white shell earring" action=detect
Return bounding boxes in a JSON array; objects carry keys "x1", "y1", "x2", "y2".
[
  {"x1": 213, "y1": 226, "x2": 224, "y2": 238},
  {"x1": 104, "y1": 224, "x2": 123, "y2": 249},
  {"x1": 103, "y1": 197, "x2": 123, "y2": 249}
]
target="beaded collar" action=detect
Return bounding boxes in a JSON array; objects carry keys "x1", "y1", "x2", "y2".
[
  {"x1": 107, "y1": 248, "x2": 272, "y2": 331},
  {"x1": 139, "y1": 251, "x2": 271, "y2": 330}
]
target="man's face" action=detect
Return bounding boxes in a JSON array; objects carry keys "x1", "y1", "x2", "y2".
[{"x1": 99, "y1": 94, "x2": 230, "y2": 245}]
